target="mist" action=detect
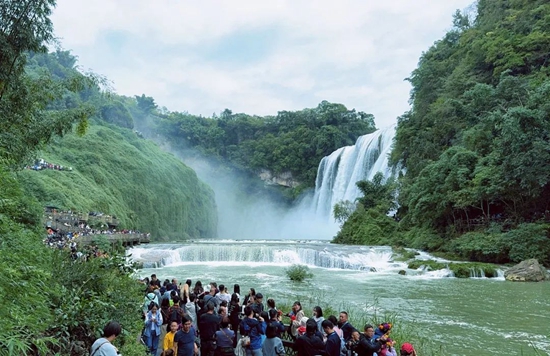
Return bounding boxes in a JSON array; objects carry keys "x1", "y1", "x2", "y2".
[
  {"x1": 163, "y1": 146, "x2": 339, "y2": 240},
  {"x1": 134, "y1": 119, "x2": 338, "y2": 240}
]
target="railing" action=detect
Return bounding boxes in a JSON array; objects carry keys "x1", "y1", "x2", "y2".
[{"x1": 281, "y1": 325, "x2": 297, "y2": 356}]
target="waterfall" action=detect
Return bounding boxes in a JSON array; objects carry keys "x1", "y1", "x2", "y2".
[
  {"x1": 129, "y1": 242, "x2": 402, "y2": 272},
  {"x1": 311, "y1": 125, "x2": 396, "y2": 219}
]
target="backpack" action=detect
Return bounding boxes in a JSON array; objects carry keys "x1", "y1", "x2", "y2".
[{"x1": 169, "y1": 306, "x2": 183, "y2": 324}]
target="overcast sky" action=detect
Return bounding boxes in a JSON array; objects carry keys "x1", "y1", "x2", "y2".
[{"x1": 51, "y1": 0, "x2": 474, "y2": 129}]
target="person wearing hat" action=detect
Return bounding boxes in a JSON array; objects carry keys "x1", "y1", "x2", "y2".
[{"x1": 400, "y1": 343, "x2": 416, "y2": 356}]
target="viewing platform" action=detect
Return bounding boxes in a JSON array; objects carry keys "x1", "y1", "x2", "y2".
[{"x1": 78, "y1": 233, "x2": 150, "y2": 247}]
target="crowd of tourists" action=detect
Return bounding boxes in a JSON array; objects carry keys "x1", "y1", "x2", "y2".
[
  {"x1": 25, "y1": 158, "x2": 72, "y2": 171},
  {"x1": 92, "y1": 274, "x2": 418, "y2": 356}
]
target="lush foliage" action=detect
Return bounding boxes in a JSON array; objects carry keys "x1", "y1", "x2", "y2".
[
  {"x1": 333, "y1": 172, "x2": 399, "y2": 245},
  {"x1": 5, "y1": 48, "x2": 218, "y2": 241},
  {"x1": 0, "y1": 1, "x2": 216, "y2": 354},
  {"x1": 0, "y1": 166, "x2": 146, "y2": 355},
  {"x1": 0, "y1": 1, "x2": 98, "y2": 166},
  {"x1": 151, "y1": 102, "x2": 376, "y2": 189},
  {"x1": 285, "y1": 264, "x2": 314, "y2": 282},
  {"x1": 18, "y1": 123, "x2": 217, "y2": 240},
  {"x1": 337, "y1": 0, "x2": 550, "y2": 264}
]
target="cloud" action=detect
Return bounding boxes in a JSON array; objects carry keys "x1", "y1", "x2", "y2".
[{"x1": 52, "y1": 0, "x2": 474, "y2": 128}]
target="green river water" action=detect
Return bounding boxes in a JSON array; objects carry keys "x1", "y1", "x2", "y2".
[{"x1": 129, "y1": 240, "x2": 550, "y2": 356}]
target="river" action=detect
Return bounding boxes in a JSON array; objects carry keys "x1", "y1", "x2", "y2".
[{"x1": 129, "y1": 240, "x2": 550, "y2": 356}]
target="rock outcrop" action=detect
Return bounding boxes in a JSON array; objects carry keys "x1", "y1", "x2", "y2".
[
  {"x1": 504, "y1": 259, "x2": 549, "y2": 282},
  {"x1": 259, "y1": 169, "x2": 299, "y2": 188}
]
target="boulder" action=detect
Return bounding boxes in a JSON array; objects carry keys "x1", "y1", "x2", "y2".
[
  {"x1": 504, "y1": 259, "x2": 549, "y2": 282},
  {"x1": 398, "y1": 270, "x2": 407, "y2": 275}
]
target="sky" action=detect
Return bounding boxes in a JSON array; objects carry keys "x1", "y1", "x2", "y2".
[{"x1": 51, "y1": 0, "x2": 475, "y2": 129}]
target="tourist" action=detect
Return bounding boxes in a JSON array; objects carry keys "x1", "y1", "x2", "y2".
[
  {"x1": 294, "y1": 319, "x2": 325, "y2": 356},
  {"x1": 143, "y1": 285, "x2": 159, "y2": 317},
  {"x1": 150, "y1": 274, "x2": 162, "y2": 289},
  {"x1": 193, "y1": 280, "x2": 204, "y2": 295},
  {"x1": 289, "y1": 301, "x2": 305, "y2": 338},
  {"x1": 144, "y1": 302, "x2": 163, "y2": 355},
  {"x1": 323, "y1": 319, "x2": 342, "y2": 356},
  {"x1": 312, "y1": 306, "x2": 325, "y2": 335},
  {"x1": 243, "y1": 288, "x2": 256, "y2": 309},
  {"x1": 217, "y1": 284, "x2": 232, "y2": 304},
  {"x1": 164, "y1": 321, "x2": 179, "y2": 354},
  {"x1": 262, "y1": 323, "x2": 285, "y2": 356},
  {"x1": 327, "y1": 315, "x2": 343, "y2": 338},
  {"x1": 168, "y1": 296, "x2": 185, "y2": 326},
  {"x1": 240, "y1": 306, "x2": 266, "y2": 356},
  {"x1": 215, "y1": 317, "x2": 236, "y2": 356},
  {"x1": 267, "y1": 309, "x2": 285, "y2": 339},
  {"x1": 185, "y1": 293, "x2": 200, "y2": 328},
  {"x1": 229, "y1": 293, "x2": 242, "y2": 347},
  {"x1": 199, "y1": 303, "x2": 222, "y2": 356},
  {"x1": 182, "y1": 279, "x2": 192, "y2": 303},
  {"x1": 266, "y1": 298, "x2": 277, "y2": 315},
  {"x1": 174, "y1": 316, "x2": 198, "y2": 356},
  {"x1": 204, "y1": 285, "x2": 221, "y2": 314},
  {"x1": 355, "y1": 324, "x2": 384, "y2": 356},
  {"x1": 339, "y1": 311, "x2": 356, "y2": 341},
  {"x1": 160, "y1": 297, "x2": 171, "y2": 346},
  {"x1": 347, "y1": 330, "x2": 361, "y2": 356},
  {"x1": 399, "y1": 343, "x2": 416, "y2": 356},
  {"x1": 251, "y1": 293, "x2": 265, "y2": 314},
  {"x1": 90, "y1": 321, "x2": 121, "y2": 356},
  {"x1": 233, "y1": 284, "x2": 241, "y2": 300}
]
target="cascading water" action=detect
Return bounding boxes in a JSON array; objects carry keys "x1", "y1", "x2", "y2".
[
  {"x1": 311, "y1": 125, "x2": 396, "y2": 219},
  {"x1": 129, "y1": 241, "x2": 401, "y2": 272}
]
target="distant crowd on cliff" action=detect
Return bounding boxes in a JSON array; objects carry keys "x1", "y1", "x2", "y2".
[
  {"x1": 25, "y1": 158, "x2": 72, "y2": 171},
  {"x1": 109, "y1": 274, "x2": 418, "y2": 356}
]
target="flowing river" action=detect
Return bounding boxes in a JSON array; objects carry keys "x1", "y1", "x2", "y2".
[{"x1": 129, "y1": 240, "x2": 549, "y2": 356}]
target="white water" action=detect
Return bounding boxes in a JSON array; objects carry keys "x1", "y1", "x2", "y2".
[
  {"x1": 311, "y1": 125, "x2": 396, "y2": 219},
  {"x1": 130, "y1": 241, "x2": 402, "y2": 272},
  {"x1": 131, "y1": 241, "x2": 550, "y2": 355}
]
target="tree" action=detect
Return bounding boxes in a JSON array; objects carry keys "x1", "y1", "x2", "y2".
[
  {"x1": 333, "y1": 200, "x2": 356, "y2": 226},
  {"x1": 0, "y1": 0, "x2": 96, "y2": 165},
  {"x1": 135, "y1": 94, "x2": 157, "y2": 114}
]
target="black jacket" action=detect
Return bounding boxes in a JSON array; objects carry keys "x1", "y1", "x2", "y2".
[{"x1": 294, "y1": 333, "x2": 325, "y2": 356}]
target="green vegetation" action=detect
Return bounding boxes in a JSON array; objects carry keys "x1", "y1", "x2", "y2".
[
  {"x1": 18, "y1": 123, "x2": 217, "y2": 240},
  {"x1": 149, "y1": 102, "x2": 376, "y2": 194},
  {"x1": 0, "y1": 1, "x2": 215, "y2": 354},
  {"x1": 285, "y1": 264, "x2": 314, "y2": 282},
  {"x1": 334, "y1": 0, "x2": 550, "y2": 266}
]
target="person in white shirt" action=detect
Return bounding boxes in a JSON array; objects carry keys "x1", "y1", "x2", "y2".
[{"x1": 90, "y1": 321, "x2": 121, "y2": 356}]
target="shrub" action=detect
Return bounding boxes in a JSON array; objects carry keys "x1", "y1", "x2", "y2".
[
  {"x1": 286, "y1": 264, "x2": 313, "y2": 282},
  {"x1": 501, "y1": 223, "x2": 550, "y2": 265}
]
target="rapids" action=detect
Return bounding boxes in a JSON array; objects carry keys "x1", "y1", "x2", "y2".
[{"x1": 130, "y1": 240, "x2": 550, "y2": 356}]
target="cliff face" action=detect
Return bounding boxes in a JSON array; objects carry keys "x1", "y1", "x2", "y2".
[
  {"x1": 18, "y1": 123, "x2": 218, "y2": 240},
  {"x1": 258, "y1": 169, "x2": 300, "y2": 188}
]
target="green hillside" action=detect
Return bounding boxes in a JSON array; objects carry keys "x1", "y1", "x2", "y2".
[
  {"x1": 335, "y1": 0, "x2": 550, "y2": 265},
  {"x1": 18, "y1": 123, "x2": 217, "y2": 240}
]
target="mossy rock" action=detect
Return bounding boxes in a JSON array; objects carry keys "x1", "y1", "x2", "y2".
[
  {"x1": 407, "y1": 260, "x2": 500, "y2": 278},
  {"x1": 392, "y1": 246, "x2": 418, "y2": 261}
]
